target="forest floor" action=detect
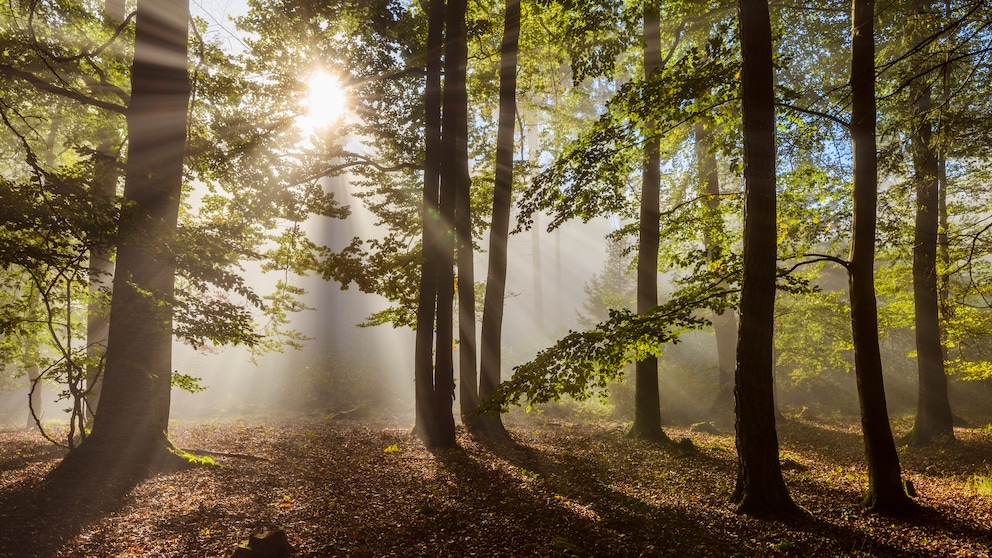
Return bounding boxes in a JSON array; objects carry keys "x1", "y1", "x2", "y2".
[{"x1": 0, "y1": 413, "x2": 990, "y2": 557}]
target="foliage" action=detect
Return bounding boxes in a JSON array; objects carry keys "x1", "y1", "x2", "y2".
[
  {"x1": 517, "y1": 24, "x2": 739, "y2": 232},
  {"x1": 480, "y1": 279, "x2": 733, "y2": 414}
]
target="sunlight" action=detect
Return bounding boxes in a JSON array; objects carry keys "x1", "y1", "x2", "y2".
[{"x1": 300, "y1": 71, "x2": 348, "y2": 134}]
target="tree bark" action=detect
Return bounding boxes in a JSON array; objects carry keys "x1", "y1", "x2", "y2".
[
  {"x1": 451, "y1": 0, "x2": 479, "y2": 424},
  {"x1": 730, "y1": 0, "x2": 798, "y2": 518},
  {"x1": 906, "y1": 0, "x2": 954, "y2": 446},
  {"x1": 848, "y1": 0, "x2": 919, "y2": 515},
  {"x1": 475, "y1": 0, "x2": 520, "y2": 437},
  {"x1": 628, "y1": 0, "x2": 669, "y2": 442},
  {"x1": 414, "y1": 0, "x2": 446, "y2": 446},
  {"x1": 53, "y1": 0, "x2": 191, "y2": 479}
]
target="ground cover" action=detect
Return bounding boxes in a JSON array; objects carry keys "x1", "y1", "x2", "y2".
[{"x1": 0, "y1": 415, "x2": 990, "y2": 557}]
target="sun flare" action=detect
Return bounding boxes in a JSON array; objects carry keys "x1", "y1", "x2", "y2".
[{"x1": 301, "y1": 71, "x2": 348, "y2": 132}]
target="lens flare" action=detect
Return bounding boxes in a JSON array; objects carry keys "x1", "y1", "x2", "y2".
[{"x1": 302, "y1": 71, "x2": 348, "y2": 132}]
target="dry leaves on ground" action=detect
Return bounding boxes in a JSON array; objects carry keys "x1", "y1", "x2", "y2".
[{"x1": 0, "y1": 415, "x2": 990, "y2": 557}]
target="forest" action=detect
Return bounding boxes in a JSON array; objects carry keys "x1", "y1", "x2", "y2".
[{"x1": 2, "y1": 0, "x2": 992, "y2": 556}]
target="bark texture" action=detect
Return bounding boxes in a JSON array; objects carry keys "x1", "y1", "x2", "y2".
[
  {"x1": 730, "y1": 0, "x2": 799, "y2": 518},
  {"x1": 54, "y1": 0, "x2": 191, "y2": 479}
]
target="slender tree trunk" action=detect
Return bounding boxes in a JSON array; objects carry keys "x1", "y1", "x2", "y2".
[
  {"x1": 430, "y1": 0, "x2": 458, "y2": 447},
  {"x1": 936, "y1": 54, "x2": 950, "y2": 338},
  {"x1": 54, "y1": 0, "x2": 192, "y2": 478},
  {"x1": 414, "y1": 0, "x2": 445, "y2": 446},
  {"x1": 848, "y1": 0, "x2": 919, "y2": 515},
  {"x1": 475, "y1": 0, "x2": 520, "y2": 437},
  {"x1": 628, "y1": 0, "x2": 669, "y2": 442},
  {"x1": 531, "y1": 212, "x2": 545, "y2": 333},
  {"x1": 906, "y1": 0, "x2": 953, "y2": 446},
  {"x1": 694, "y1": 119, "x2": 737, "y2": 422},
  {"x1": 449, "y1": 0, "x2": 478, "y2": 423},
  {"x1": 25, "y1": 286, "x2": 42, "y2": 430},
  {"x1": 730, "y1": 0, "x2": 798, "y2": 518}
]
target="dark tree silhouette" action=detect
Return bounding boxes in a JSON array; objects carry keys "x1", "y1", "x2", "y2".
[
  {"x1": 53, "y1": 0, "x2": 191, "y2": 478},
  {"x1": 730, "y1": 0, "x2": 800, "y2": 518},
  {"x1": 475, "y1": 0, "x2": 520, "y2": 437},
  {"x1": 414, "y1": 0, "x2": 457, "y2": 448}
]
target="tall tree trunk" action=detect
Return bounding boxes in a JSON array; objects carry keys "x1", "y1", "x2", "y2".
[
  {"x1": 730, "y1": 0, "x2": 798, "y2": 518},
  {"x1": 695, "y1": 119, "x2": 737, "y2": 423},
  {"x1": 54, "y1": 0, "x2": 192, "y2": 478},
  {"x1": 906, "y1": 0, "x2": 953, "y2": 446},
  {"x1": 628, "y1": 0, "x2": 669, "y2": 442},
  {"x1": 848, "y1": 0, "x2": 919, "y2": 515},
  {"x1": 430, "y1": 0, "x2": 459, "y2": 448},
  {"x1": 449, "y1": 0, "x2": 478, "y2": 423},
  {"x1": 414, "y1": 0, "x2": 446, "y2": 446},
  {"x1": 475, "y1": 0, "x2": 519, "y2": 437},
  {"x1": 936, "y1": 29, "x2": 950, "y2": 342},
  {"x1": 85, "y1": 0, "x2": 127, "y2": 421}
]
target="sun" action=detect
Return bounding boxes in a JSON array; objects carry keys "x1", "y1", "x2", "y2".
[{"x1": 300, "y1": 71, "x2": 348, "y2": 133}]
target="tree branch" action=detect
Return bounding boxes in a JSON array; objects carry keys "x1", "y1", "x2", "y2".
[{"x1": 0, "y1": 64, "x2": 126, "y2": 114}]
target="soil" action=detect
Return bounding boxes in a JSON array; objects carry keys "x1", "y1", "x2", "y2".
[{"x1": 1, "y1": 414, "x2": 990, "y2": 557}]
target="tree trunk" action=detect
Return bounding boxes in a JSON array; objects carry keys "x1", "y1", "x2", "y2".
[
  {"x1": 414, "y1": 0, "x2": 446, "y2": 446},
  {"x1": 84, "y1": 0, "x2": 127, "y2": 421},
  {"x1": 451, "y1": 0, "x2": 478, "y2": 423},
  {"x1": 628, "y1": 0, "x2": 669, "y2": 443},
  {"x1": 730, "y1": 0, "x2": 798, "y2": 518},
  {"x1": 475, "y1": 0, "x2": 520, "y2": 437},
  {"x1": 694, "y1": 119, "x2": 737, "y2": 423},
  {"x1": 53, "y1": 0, "x2": 192, "y2": 480},
  {"x1": 531, "y1": 212, "x2": 545, "y2": 333},
  {"x1": 848, "y1": 0, "x2": 919, "y2": 515},
  {"x1": 906, "y1": 0, "x2": 953, "y2": 446}
]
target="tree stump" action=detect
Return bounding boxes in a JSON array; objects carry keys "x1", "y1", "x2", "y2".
[{"x1": 230, "y1": 528, "x2": 294, "y2": 558}]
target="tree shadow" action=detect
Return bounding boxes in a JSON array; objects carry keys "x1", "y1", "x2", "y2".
[
  {"x1": 462, "y1": 423, "x2": 965, "y2": 557},
  {"x1": 0, "y1": 469, "x2": 137, "y2": 557},
  {"x1": 0, "y1": 439, "x2": 197, "y2": 558}
]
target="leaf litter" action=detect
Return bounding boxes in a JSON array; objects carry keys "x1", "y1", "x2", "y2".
[{"x1": 0, "y1": 415, "x2": 990, "y2": 557}]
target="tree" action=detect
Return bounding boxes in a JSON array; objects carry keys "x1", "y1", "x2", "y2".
[
  {"x1": 628, "y1": 0, "x2": 670, "y2": 443},
  {"x1": 694, "y1": 117, "x2": 737, "y2": 421},
  {"x1": 729, "y1": 0, "x2": 799, "y2": 518},
  {"x1": 414, "y1": 0, "x2": 457, "y2": 448},
  {"x1": 450, "y1": 0, "x2": 479, "y2": 425},
  {"x1": 847, "y1": 0, "x2": 919, "y2": 515},
  {"x1": 905, "y1": 0, "x2": 954, "y2": 446},
  {"x1": 475, "y1": 0, "x2": 521, "y2": 436},
  {"x1": 52, "y1": 0, "x2": 193, "y2": 478}
]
